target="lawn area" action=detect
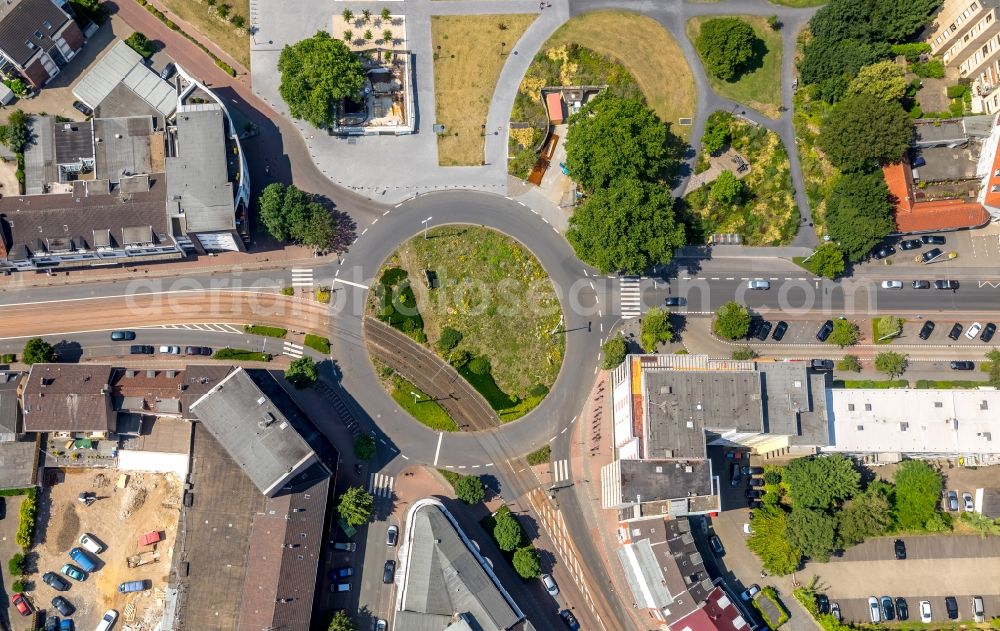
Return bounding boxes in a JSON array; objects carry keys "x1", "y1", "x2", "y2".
[
  {"x1": 915, "y1": 380, "x2": 990, "y2": 389},
  {"x1": 834, "y1": 380, "x2": 909, "y2": 389},
  {"x1": 389, "y1": 374, "x2": 459, "y2": 431},
  {"x1": 681, "y1": 111, "x2": 798, "y2": 245},
  {"x1": 686, "y1": 16, "x2": 782, "y2": 118},
  {"x1": 159, "y1": 0, "x2": 250, "y2": 68},
  {"x1": 372, "y1": 226, "x2": 563, "y2": 420},
  {"x1": 871, "y1": 317, "x2": 906, "y2": 344},
  {"x1": 432, "y1": 14, "x2": 535, "y2": 165}
]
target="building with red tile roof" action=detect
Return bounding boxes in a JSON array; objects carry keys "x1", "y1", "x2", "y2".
[{"x1": 670, "y1": 585, "x2": 752, "y2": 631}]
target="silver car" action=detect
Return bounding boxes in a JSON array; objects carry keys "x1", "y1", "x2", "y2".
[
  {"x1": 747, "y1": 280, "x2": 770, "y2": 290},
  {"x1": 972, "y1": 596, "x2": 985, "y2": 623},
  {"x1": 541, "y1": 573, "x2": 559, "y2": 597}
]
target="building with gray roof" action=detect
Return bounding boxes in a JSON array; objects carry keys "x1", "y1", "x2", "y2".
[
  {"x1": 24, "y1": 116, "x2": 95, "y2": 195},
  {"x1": 22, "y1": 364, "x2": 115, "y2": 434},
  {"x1": 0, "y1": 371, "x2": 23, "y2": 441},
  {"x1": 73, "y1": 40, "x2": 176, "y2": 120},
  {"x1": 601, "y1": 458, "x2": 716, "y2": 512},
  {"x1": 0, "y1": 0, "x2": 85, "y2": 89},
  {"x1": 188, "y1": 367, "x2": 319, "y2": 497},
  {"x1": 397, "y1": 498, "x2": 524, "y2": 631}
]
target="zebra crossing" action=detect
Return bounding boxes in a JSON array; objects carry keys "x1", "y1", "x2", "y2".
[
  {"x1": 552, "y1": 459, "x2": 570, "y2": 483},
  {"x1": 282, "y1": 341, "x2": 304, "y2": 358},
  {"x1": 369, "y1": 473, "x2": 395, "y2": 498},
  {"x1": 142, "y1": 323, "x2": 242, "y2": 334},
  {"x1": 291, "y1": 268, "x2": 314, "y2": 289},
  {"x1": 619, "y1": 276, "x2": 642, "y2": 319}
]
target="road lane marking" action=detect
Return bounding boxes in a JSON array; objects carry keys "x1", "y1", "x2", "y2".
[
  {"x1": 332, "y1": 278, "x2": 369, "y2": 289},
  {"x1": 433, "y1": 432, "x2": 443, "y2": 466}
]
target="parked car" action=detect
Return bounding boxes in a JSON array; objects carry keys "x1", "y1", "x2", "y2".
[
  {"x1": 129, "y1": 345, "x2": 154, "y2": 354},
  {"x1": 740, "y1": 584, "x2": 761, "y2": 601},
  {"x1": 982, "y1": 323, "x2": 997, "y2": 342},
  {"x1": 332, "y1": 582, "x2": 351, "y2": 592},
  {"x1": 51, "y1": 596, "x2": 74, "y2": 616},
  {"x1": 811, "y1": 359, "x2": 834, "y2": 371},
  {"x1": 386, "y1": 525, "x2": 398, "y2": 547},
  {"x1": 61, "y1": 564, "x2": 85, "y2": 581},
  {"x1": 945, "y1": 596, "x2": 959, "y2": 620},
  {"x1": 934, "y1": 279, "x2": 959, "y2": 290},
  {"x1": 709, "y1": 535, "x2": 725, "y2": 556},
  {"x1": 330, "y1": 567, "x2": 353, "y2": 579},
  {"x1": 383, "y1": 560, "x2": 395, "y2": 584},
  {"x1": 158, "y1": 345, "x2": 181, "y2": 354},
  {"x1": 951, "y1": 360, "x2": 975, "y2": 370},
  {"x1": 755, "y1": 320, "x2": 772, "y2": 341},
  {"x1": 873, "y1": 245, "x2": 895, "y2": 259},
  {"x1": 72, "y1": 100, "x2": 92, "y2": 116},
  {"x1": 541, "y1": 573, "x2": 559, "y2": 597},
  {"x1": 816, "y1": 320, "x2": 834, "y2": 342},
  {"x1": 12, "y1": 593, "x2": 32, "y2": 616},
  {"x1": 918, "y1": 321, "x2": 935, "y2": 340},
  {"x1": 44, "y1": 618, "x2": 59, "y2": 631},
  {"x1": 743, "y1": 523, "x2": 753, "y2": 535},
  {"x1": 922, "y1": 248, "x2": 944, "y2": 263},
  {"x1": 899, "y1": 238, "x2": 922, "y2": 250},
  {"x1": 920, "y1": 600, "x2": 932, "y2": 623},
  {"x1": 110, "y1": 331, "x2": 135, "y2": 341},
  {"x1": 332, "y1": 542, "x2": 355, "y2": 552},
  {"x1": 43, "y1": 571, "x2": 70, "y2": 591},
  {"x1": 966, "y1": 322, "x2": 982, "y2": 339},
  {"x1": 816, "y1": 594, "x2": 830, "y2": 614},
  {"x1": 160, "y1": 62, "x2": 176, "y2": 80},
  {"x1": 664, "y1": 297, "x2": 686, "y2": 307},
  {"x1": 747, "y1": 499, "x2": 763, "y2": 509},
  {"x1": 963, "y1": 492, "x2": 974, "y2": 511},
  {"x1": 894, "y1": 539, "x2": 906, "y2": 560},
  {"x1": 80, "y1": 533, "x2": 106, "y2": 554},
  {"x1": 881, "y1": 596, "x2": 895, "y2": 621},
  {"x1": 742, "y1": 466, "x2": 764, "y2": 475},
  {"x1": 831, "y1": 603, "x2": 842, "y2": 622},
  {"x1": 946, "y1": 490, "x2": 960, "y2": 511},
  {"x1": 972, "y1": 596, "x2": 985, "y2": 623},
  {"x1": 745, "y1": 489, "x2": 763, "y2": 498},
  {"x1": 374, "y1": 620, "x2": 388, "y2": 631},
  {"x1": 558, "y1": 609, "x2": 581, "y2": 630},
  {"x1": 748, "y1": 478, "x2": 765, "y2": 487},
  {"x1": 922, "y1": 235, "x2": 946, "y2": 244},
  {"x1": 118, "y1": 580, "x2": 150, "y2": 593},
  {"x1": 60, "y1": 619, "x2": 74, "y2": 631},
  {"x1": 95, "y1": 610, "x2": 118, "y2": 631},
  {"x1": 747, "y1": 280, "x2": 771, "y2": 290},
  {"x1": 868, "y1": 597, "x2": 881, "y2": 624},
  {"x1": 68, "y1": 547, "x2": 96, "y2": 572},
  {"x1": 948, "y1": 324, "x2": 964, "y2": 341},
  {"x1": 912, "y1": 280, "x2": 931, "y2": 289},
  {"x1": 896, "y1": 597, "x2": 909, "y2": 621},
  {"x1": 772, "y1": 321, "x2": 788, "y2": 341},
  {"x1": 881, "y1": 280, "x2": 903, "y2": 289},
  {"x1": 184, "y1": 346, "x2": 212, "y2": 355},
  {"x1": 138, "y1": 531, "x2": 162, "y2": 547},
  {"x1": 730, "y1": 462, "x2": 742, "y2": 487}
]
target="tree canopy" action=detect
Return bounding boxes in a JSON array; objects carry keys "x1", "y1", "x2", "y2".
[
  {"x1": 512, "y1": 546, "x2": 542, "y2": 578},
  {"x1": 710, "y1": 170, "x2": 746, "y2": 205},
  {"x1": 837, "y1": 354, "x2": 862, "y2": 372},
  {"x1": 337, "y1": 486, "x2": 374, "y2": 526},
  {"x1": 285, "y1": 356, "x2": 319, "y2": 389},
  {"x1": 279, "y1": 31, "x2": 365, "y2": 128},
  {"x1": 799, "y1": 39, "x2": 891, "y2": 94},
  {"x1": 819, "y1": 94, "x2": 911, "y2": 173},
  {"x1": 713, "y1": 301, "x2": 751, "y2": 340},
  {"x1": 565, "y1": 94, "x2": 682, "y2": 191},
  {"x1": 893, "y1": 460, "x2": 944, "y2": 530},
  {"x1": 746, "y1": 505, "x2": 801, "y2": 575},
  {"x1": 696, "y1": 18, "x2": 760, "y2": 82},
  {"x1": 125, "y1": 32, "x2": 154, "y2": 58},
  {"x1": 22, "y1": 337, "x2": 55, "y2": 365},
  {"x1": 824, "y1": 172, "x2": 894, "y2": 262},
  {"x1": 846, "y1": 60, "x2": 908, "y2": 102},
  {"x1": 0, "y1": 109, "x2": 30, "y2": 153},
  {"x1": 838, "y1": 483, "x2": 893, "y2": 546},
  {"x1": 566, "y1": 179, "x2": 685, "y2": 274},
  {"x1": 786, "y1": 508, "x2": 838, "y2": 562},
  {"x1": 782, "y1": 455, "x2": 860, "y2": 509},
  {"x1": 455, "y1": 475, "x2": 485, "y2": 505},
  {"x1": 257, "y1": 183, "x2": 337, "y2": 250},
  {"x1": 328, "y1": 610, "x2": 357, "y2": 631},
  {"x1": 804, "y1": 243, "x2": 846, "y2": 279},
  {"x1": 601, "y1": 336, "x2": 628, "y2": 370},
  {"x1": 828, "y1": 319, "x2": 860, "y2": 347},
  {"x1": 640, "y1": 307, "x2": 673, "y2": 351},
  {"x1": 353, "y1": 435, "x2": 376, "y2": 460},
  {"x1": 807, "y1": 0, "x2": 941, "y2": 45},
  {"x1": 493, "y1": 508, "x2": 524, "y2": 552}
]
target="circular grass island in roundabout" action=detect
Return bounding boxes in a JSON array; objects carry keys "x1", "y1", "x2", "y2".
[{"x1": 363, "y1": 225, "x2": 564, "y2": 432}]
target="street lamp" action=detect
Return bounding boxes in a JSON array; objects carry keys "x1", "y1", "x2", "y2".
[
  {"x1": 421, "y1": 216, "x2": 433, "y2": 239},
  {"x1": 500, "y1": 41, "x2": 506, "y2": 56},
  {"x1": 410, "y1": 391, "x2": 421, "y2": 405}
]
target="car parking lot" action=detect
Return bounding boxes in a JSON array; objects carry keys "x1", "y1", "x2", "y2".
[{"x1": 831, "y1": 594, "x2": 998, "y2": 625}]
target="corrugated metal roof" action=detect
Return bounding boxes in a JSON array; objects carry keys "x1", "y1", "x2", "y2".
[{"x1": 73, "y1": 40, "x2": 176, "y2": 119}]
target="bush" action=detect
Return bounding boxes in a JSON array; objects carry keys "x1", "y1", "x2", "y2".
[
  {"x1": 125, "y1": 32, "x2": 154, "y2": 58},
  {"x1": 437, "y1": 327, "x2": 463, "y2": 353},
  {"x1": 230, "y1": 14, "x2": 245, "y2": 28},
  {"x1": 215, "y1": 59, "x2": 236, "y2": 76},
  {"x1": 16, "y1": 490, "x2": 36, "y2": 548},
  {"x1": 8, "y1": 552, "x2": 25, "y2": 576},
  {"x1": 754, "y1": 586, "x2": 790, "y2": 628},
  {"x1": 947, "y1": 84, "x2": 969, "y2": 99},
  {"x1": 455, "y1": 475, "x2": 485, "y2": 505},
  {"x1": 828, "y1": 320, "x2": 860, "y2": 347},
  {"x1": 11, "y1": 579, "x2": 26, "y2": 593},
  {"x1": 732, "y1": 346, "x2": 757, "y2": 360},
  {"x1": 468, "y1": 356, "x2": 491, "y2": 376},
  {"x1": 890, "y1": 42, "x2": 931, "y2": 62},
  {"x1": 212, "y1": 348, "x2": 272, "y2": 362},
  {"x1": 304, "y1": 334, "x2": 331, "y2": 354},
  {"x1": 243, "y1": 324, "x2": 287, "y2": 338},
  {"x1": 315, "y1": 287, "x2": 332, "y2": 303},
  {"x1": 1, "y1": 353, "x2": 15, "y2": 363},
  {"x1": 526, "y1": 445, "x2": 551, "y2": 466},
  {"x1": 912, "y1": 59, "x2": 945, "y2": 78},
  {"x1": 528, "y1": 383, "x2": 549, "y2": 398},
  {"x1": 601, "y1": 336, "x2": 628, "y2": 370},
  {"x1": 353, "y1": 435, "x2": 376, "y2": 460},
  {"x1": 837, "y1": 355, "x2": 862, "y2": 372},
  {"x1": 281, "y1": 286, "x2": 295, "y2": 296}
]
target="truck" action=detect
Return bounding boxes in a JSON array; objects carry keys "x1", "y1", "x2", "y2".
[
  {"x1": 118, "y1": 580, "x2": 150, "y2": 593},
  {"x1": 138, "y1": 531, "x2": 162, "y2": 547},
  {"x1": 68, "y1": 547, "x2": 96, "y2": 573},
  {"x1": 126, "y1": 551, "x2": 160, "y2": 568}
]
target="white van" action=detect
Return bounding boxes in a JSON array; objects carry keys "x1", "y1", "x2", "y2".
[
  {"x1": 747, "y1": 280, "x2": 771, "y2": 290},
  {"x1": 95, "y1": 609, "x2": 118, "y2": 631},
  {"x1": 80, "y1": 533, "x2": 106, "y2": 555}
]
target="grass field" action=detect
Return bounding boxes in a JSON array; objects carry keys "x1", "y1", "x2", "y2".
[
  {"x1": 687, "y1": 16, "x2": 782, "y2": 118},
  {"x1": 160, "y1": 0, "x2": 250, "y2": 68},
  {"x1": 432, "y1": 14, "x2": 535, "y2": 165},
  {"x1": 376, "y1": 226, "x2": 563, "y2": 411},
  {"x1": 871, "y1": 317, "x2": 906, "y2": 344},
  {"x1": 767, "y1": 0, "x2": 826, "y2": 6},
  {"x1": 389, "y1": 374, "x2": 459, "y2": 431},
  {"x1": 542, "y1": 11, "x2": 696, "y2": 140}
]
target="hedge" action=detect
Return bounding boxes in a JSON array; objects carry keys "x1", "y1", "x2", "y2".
[
  {"x1": 526, "y1": 445, "x2": 551, "y2": 466},
  {"x1": 213, "y1": 347, "x2": 273, "y2": 361},
  {"x1": 1, "y1": 354, "x2": 14, "y2": 363},
  {"x1": 753, "y1": 586, "x2": 790, "y2": 628},
  {"x1": 244, "y1": 324, "x2": 287, "y2": 338},
  {"x1": 304, "y1": 334, "x2": 330, "y2": 354},
  {"x1": 16, "y1": 489, "x2": 36, "y2": 549}
]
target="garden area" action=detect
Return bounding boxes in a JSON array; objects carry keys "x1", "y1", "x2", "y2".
[
  {"x1": 681, "y1": 111, "x2": 798, "y2": 245},
  {"x1": 431, "y1": 14, "x2": 535, "y2": 165},
  {"x1": 367, "y1": 226, "x2": 563, "y2": 421},
  {"x1": 159, "y1": 0, "x2": 250, "y2": 67},
  {"x1": 687, "y1": 15, "x2": 783, "y2": 118}
]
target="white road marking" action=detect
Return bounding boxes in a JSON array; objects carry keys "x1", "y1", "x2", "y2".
[
  {"x1": 282, "y1": 341, "x2": 304, "y2": 358},
  {"x1": 332, "y1": 278, "x2": 369, "y2": 289},
  {"x1": 433, "y1": 432, "x2": 444, "y2": 466}
]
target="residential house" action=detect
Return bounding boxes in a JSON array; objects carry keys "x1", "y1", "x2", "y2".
[
  {"x1": 927, "y1": 0, "x2": 1000, "y2": 113},
  {"x1": 21, "y1": 364, "x2": 114, "y2": 437},
  {"x1": 0, "y1": 0, "x2": 85, "y2": 90}
]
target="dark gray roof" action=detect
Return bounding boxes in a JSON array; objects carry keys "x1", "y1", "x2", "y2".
[
  {"x1": 0, "y1": 438, "x2": 37, "y2": 489},
  {"x1": 22, "y1": 364, "x2": 115, "y2": 433},
  {"x1": 166, "y1": 106, "x2": 235, "y2": 233},
  {"x1": 24, "y1": 116, "x2": 56, "y2": 195},
  {"x1": 0, "y1": 371, "x2": 22, "y2": 437},
  {"x1": 613, "y1": 458, "x2": 714, "y2": 505},
  {"x1": 401, "y1": 500, "x2": 523, "y2": 630},
  {"x1": 789, "y1": 371, "x2": 832, "y2": 447},
  {"x1": 93, "y1": 116, "x2": 158, "y2": 182},
  {"x1": 54, "y1": 119, "x2": 94, "y2": 164},
  {"x1": 0, "y1": 175, "x2": 170, "y2": 259},
  {"x1": 914, "y1": 119, "x2": 967, "y2": 147},
  {"x1": 0, "y1": 0, "x2": 71, "y2": 66},
  {"x1": 758, "y1": 363, "x2": 812, "y2": 436},
  {"x1": 188, "y1": 367, "x2": 318, "y2": 497}
]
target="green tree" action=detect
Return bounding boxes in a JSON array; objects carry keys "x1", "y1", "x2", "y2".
[
  {"x1": 837, "y1": 354, "x2": 862, "y2": 372},
  {"x1": 341, "y1": 8, "x2": 353, "y2": 22},
  {"x1": 566, "y1": 179, "x2": 685, "y2": 274},
  {"x1": 640, "y1": 307, "x2": 673, "y2": 351},
  {"x1": 353, "y1": 435, "x2": 376, "y2": 460},
  {"x1": 468, "y1": 356, "x2": 491, "y2": 375},
  {"x1": 846, "y1": 60, "x2": 908, "y2": 102},
  {"x1": 804, "y1": 243, "x2": 846, "y2": 279},
  {"x1": 695, "y1": 18, "x2": 760, "y2": 81},
  {"x1": 746, "y1": 505, "x2": 801, "y2": 575},
  {"x1": 343, "y1": 30, "x2": 353, "y2": 42},
  {"x1": 799, "y1": 38, "x2": 891, "y2": 92},
  {"x1": 455, "y1": 475, "x2": 485, "y2": 504},
  {"x1": 257, "y1": 183, "x2": 337, "y2": 250},
  {"x1": 362, "y1": 8, "x2": 371, "y2": 22},
  {"x1": 565, "y1": 94, "x2": 682, "y2": 191},
  {"x1": 807, "y1": 0, "x2": 940, "y2": 44},
  {"x1": 709, "y1": 170, "x2": 745, "y2": 205},
  {"x1": 0, "y1": 109, "x2": 30, "y2": 153},
  {"x1": 732, "y1": 346, "x2": 757, "y2": 360},
  {"x1": 383, "y1": 30, "x2": 393, "y2": 44},
  {"x1": 986, "y1": 349, "x2": 1000, "y2": 388},
  {"x1": 493, "y1": 509, "x2": 524, "y2": 551},
  {"x1": 22, "y1": 337, "x2": 55, "y2": 365},
  {"x1": 824, "y1": 172, "x2": 894, "y2": 262},
  {"x1": 828, "y1": 319, "x2": 860, "y2": 347},
  {"x1": 512, "y1": 546, "x2": 542, "y2": 578},
  {"x1": 702, "y1": 114, "x2": 731, "y2": 155},
  {"x1": 601, "y1": 336, "x2": 628, "y2": 370},
  {"x1": 876, "y1": 316, "x2": 904, "y2": 342},
  {"x1": 381, "y1": 7, "x2": 391, "y2": 21},
  {"x1": 337, "y1": 486, "x2": 374, "y2": 526},
  {"x1": 838, "y1": 483, "x2": 893, "y2": 546},
  {"x1": 278, "y1": 31, "x2": 365, "y2": 128},
  {"x1": 285, "y1": 356, "x2": 319, "y2": 389},
  {"x1": 363, "y1": 29, "x2": 373, "y2": 41},
  {"x1": 713, "y1": 301, "x2": 751, "y2": 340},
  {"x1": 818, "y1": 94, "x2": 911, "y2": 172},
  {"x1": 8, "y1": 552, "x2": 25, "y2": 576},
  {"x1": 328, "y1": 609, "x2": 356, "y2": 631},
  {"x1": 782, "y1": 454, "x2": 860, "y2": 510},
  {"x1": 893, "y1": 460, "x2": 944, "y2": 530},
  {"x1": 786, "y1": 508, "x2": 838, "y2": 562},
  {"x1": 125, "y1": 32, "x2": 154, "y2": 58},
  {"x1": 767, "y1": 14, "x2": 781, "y2": 30},
  {"x1": 300, "y1": 208, "x2": 337, "y2": 251},
  {"x1": 437, "y1": 327, "x2": 463, "y2": 353}
]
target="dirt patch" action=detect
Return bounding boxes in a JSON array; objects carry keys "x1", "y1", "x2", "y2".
[{"x1": 0, "y1": 159, "x2": 19, "y2": 197}]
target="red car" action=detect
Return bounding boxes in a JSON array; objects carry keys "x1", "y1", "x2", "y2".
[
  {"x1": 138, "y1": 531, "x2": 162, "y2": 546},
  {"x1": 12, "y1": 592, "x2": 33, "y2": 616}
]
